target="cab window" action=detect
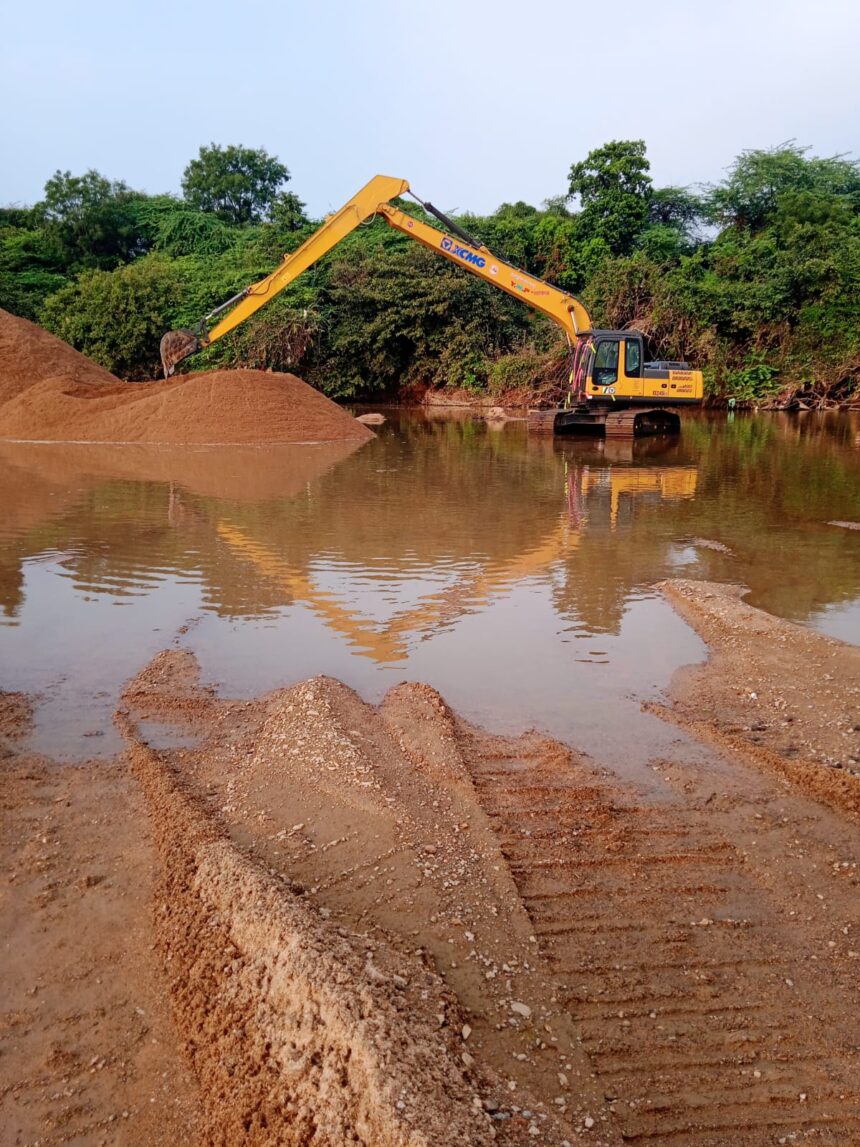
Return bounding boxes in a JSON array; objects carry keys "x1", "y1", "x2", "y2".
[
  {"x1": 625, "y1": 338, "x2": 641, "y2": 377},
  {"x1": 592, "y1": 340, "x2": 619, "y2": 386}
]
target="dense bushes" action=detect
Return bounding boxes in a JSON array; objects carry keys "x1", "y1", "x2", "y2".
[
  {"x1": 41, "y1": 255, "x2": 183, "y2": 379},
  {"x1": 1, "y1": 141, "x2": 858, "y2": 403}
]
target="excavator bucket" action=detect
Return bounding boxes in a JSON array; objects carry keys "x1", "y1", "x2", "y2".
[{"x1": 159, "y1": 329, "x2": 200, "y2": 378}]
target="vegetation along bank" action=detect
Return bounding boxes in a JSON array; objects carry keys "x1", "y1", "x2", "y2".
[{"x1": 2, "y1": 140, "x2": 858, "y2": 407}]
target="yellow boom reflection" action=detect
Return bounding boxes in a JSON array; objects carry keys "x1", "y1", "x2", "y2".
[
  {"x1": 217, "y1": 518, "x2": 578, "y2": 663},
  {"x1": 216, "y1": 463, "x2": 697, "y2": 664}
]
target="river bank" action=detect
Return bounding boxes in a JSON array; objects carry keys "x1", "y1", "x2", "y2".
[
  {"x1": 404, "y1": 385, "x2": 860, "y2": 415},
  {"x1": 2, "y1": 585, "x2": 859, "y2": 1145},
  {"x1": 651, "y1": 579, "x2": 860, "y2": 816}
]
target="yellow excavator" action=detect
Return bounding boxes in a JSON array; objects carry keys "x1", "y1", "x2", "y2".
[{"x1": 160, "y1": 175, "x2": 703, "y2": 436}]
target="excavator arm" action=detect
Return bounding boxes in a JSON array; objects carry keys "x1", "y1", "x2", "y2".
[
  {"x1": 378, "y1": 200, "x2": 591, "y2": 340},
  {"x1": 160, "y1": 175, "x2": 592, "y2": 376}
]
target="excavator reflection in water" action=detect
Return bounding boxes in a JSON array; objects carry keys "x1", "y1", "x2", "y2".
[
  {"x1": 217, "y1": 441, "x2": 698, "y2": 663},
  {"x1": 572, "y1": 442, "x2": 698, "y2": 529}
]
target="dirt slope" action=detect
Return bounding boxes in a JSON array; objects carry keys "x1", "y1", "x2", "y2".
[
  {"x1": 112, "y1": 644, "x2": 860, "y2": 1146},
  {"x1": 0, "y1": 310, "x2": 373, "y2": 445},
  {"x1": 0, "y1": 309, "x2": 119, "y2": 408},
  {"x1": 654, "y1": 580, "x2": 860, "y2": 818},
  {"x1": 117, "y1": 652, "x2": 606, "y2": 1146}
]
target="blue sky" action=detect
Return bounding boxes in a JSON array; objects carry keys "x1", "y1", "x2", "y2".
[{"x1": 2, "y1": 0, "x2": 858, "y2": 216}]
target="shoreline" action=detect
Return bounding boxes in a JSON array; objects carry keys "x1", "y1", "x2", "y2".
[
  {"x1": 355, "y1": 391, "x2": 860, "y2": 415},
  {"x1": 654, "y1": 579, "x2": 860, "y2": 817}
]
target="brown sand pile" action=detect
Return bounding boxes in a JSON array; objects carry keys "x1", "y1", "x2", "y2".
[
  {"x1": 0, "y1": 309, "x2": 373, "y2": 445},
  {"x1": 118, "y1": 651, "x2": 606, "y2": 1145},
  {"x1": 125, "y1": 740, "x2": 499, "y2": 1146},
  {"x1": 0, "y1": 308, "x2": 119, "y2": 407}
]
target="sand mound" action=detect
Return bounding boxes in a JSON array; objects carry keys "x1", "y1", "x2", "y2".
[
  {"x1": 0, "y1": 369, "x2": 376, "y2": 445},
  {"x1": 0, "y1": 309, "x2": 373, "y2": 445},
  {"x1": 117, "y1": 654, "x2": 603, "y2": 1145},
  {"x1": 119, "y1": 648, "x2": 860, "y2": 1145},
  {"x1": 0, "y1": 308, "x2": 119, "y2": 407},
  {"x1": 125, "y1": 737, "x2": 498, "y2": 1146}
]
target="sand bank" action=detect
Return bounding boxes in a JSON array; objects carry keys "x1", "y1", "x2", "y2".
[{"x1": 0, "y1": 310, "x2": 373, "y2": 446}]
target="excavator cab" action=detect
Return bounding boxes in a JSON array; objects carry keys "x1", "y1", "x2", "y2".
[
  {"x1": 584, "y1": 332, "x2": 702, "y2": 406},
  {"x1": 583, "y1": 333, "x2": 643, "y2": 399}
]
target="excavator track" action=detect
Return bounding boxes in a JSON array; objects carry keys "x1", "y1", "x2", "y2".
[
  {"x1": 605, "y1": 408, "x2": 682, "y2": 437},
  {"x1": 604, "y1": 409, "x2": 641, "y2": 438},
  {"x1": 529, "y1": 406, "x2": 683, "y2": 437},
  {"x1": 526, "y1": 408, "x2": 560, "y2": 434}
]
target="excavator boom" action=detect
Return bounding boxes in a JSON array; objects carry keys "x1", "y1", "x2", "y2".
[
  {"x1": 206, "y1": 176, "x2": 411, "y2": 347},
  {"x1": 377, "y1": 201, "x2": 591, "y2": 340},
  {"x1": 160, "y1": 175, "x2": 590, "y2": 376}
]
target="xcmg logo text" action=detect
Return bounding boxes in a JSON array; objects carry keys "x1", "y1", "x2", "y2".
[{"x1": 440, "y1": 236, "x2": 486, "y2": 268}]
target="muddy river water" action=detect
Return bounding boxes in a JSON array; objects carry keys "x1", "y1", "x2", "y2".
[{"x1": 1, "y1": 409, "x2": 858, "y2": 770}]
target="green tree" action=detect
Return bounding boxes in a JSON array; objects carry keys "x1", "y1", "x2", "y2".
[
  {"x1": 646, "y1": 186, "x2": 703, "y2": 234},
  {"x1": 708, "y1": 143, "x2": 860, "y2": 230},
  {"x1": 0, "y1": 226, "x2": 67, "y2": 319},
  {"x1": 181, "y1": 144, "x2": 290, "y2": 225},
  {"x1": 568, "y1": 140, "x2": 652, "y2": 255},
  {"x1": 0, "y1": 206, "x2": 36, "y2": 229},
  {"x1": 269, "y1": 192, "x2": 308, "y2": 233},
  {"x1": 635, "y1": 187, "x2": 704, "y2": 263},
  {"x1": 136, "y1": 195, "x2": 237, "y2": 257},
  {"x1": 255, "y1": 192, "x2": 313, "y2": 260},
  {"x1": 312, "y1": 239, "x2": 535, "y2": 396},
  {"x1": 37, "y1": 169, "x2": 148, "y2": 269}
]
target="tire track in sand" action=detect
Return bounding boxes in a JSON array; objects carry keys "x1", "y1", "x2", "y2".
[{"x1": 463, "y1": 730, "x2": 860, "y2": 1145}]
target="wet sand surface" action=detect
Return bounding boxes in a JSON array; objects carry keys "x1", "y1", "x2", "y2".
[
  {"x1": 3, "y1": 579, "x2": 859, "y2": 1145},
  {"x1": 653, "y1": 580, "x2": 860, "y2": 817},
  {"x1": 1, "y1": 709, "x2": 204, "y2": 1144}
]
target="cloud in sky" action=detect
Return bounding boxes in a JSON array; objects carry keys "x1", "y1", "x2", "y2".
[{"x1": 2, "y1": 0, "x2": 858, "y2": 215}]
